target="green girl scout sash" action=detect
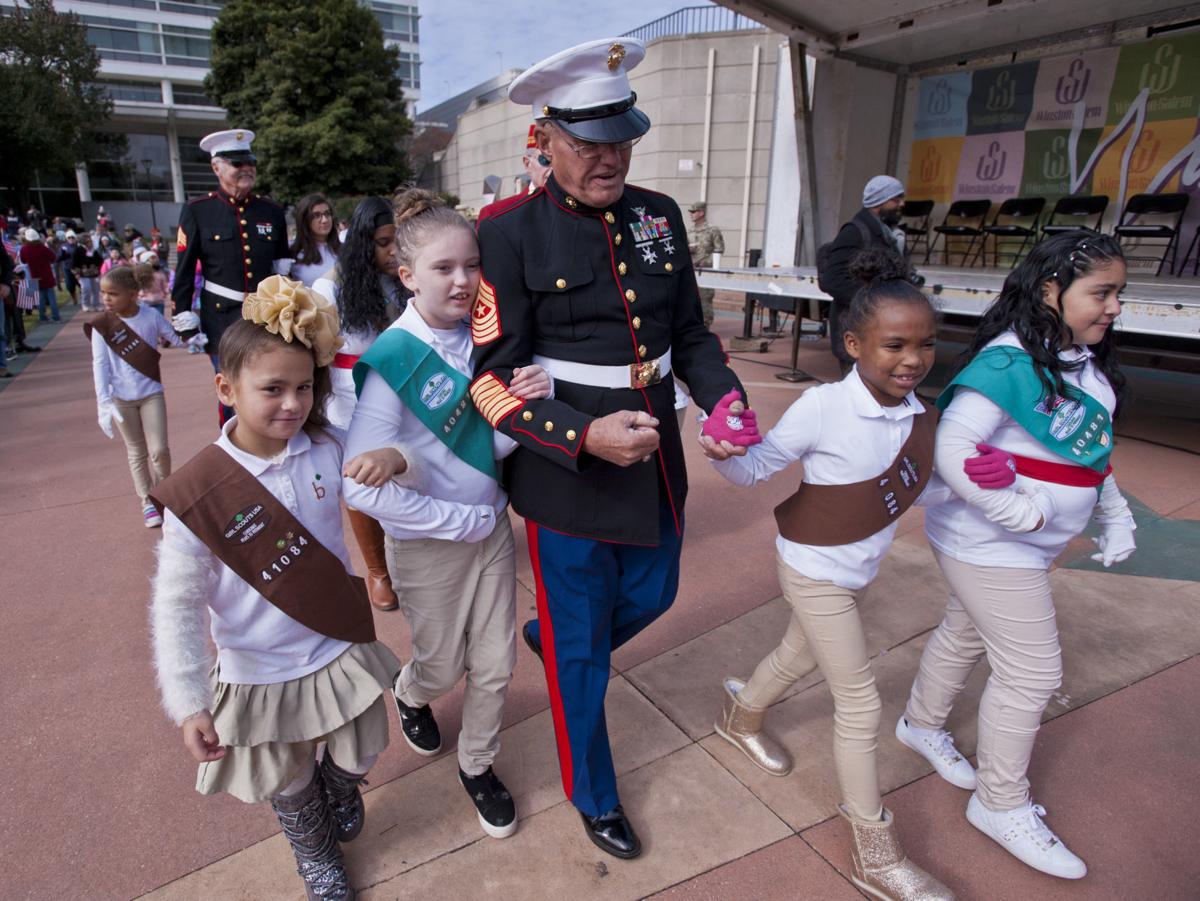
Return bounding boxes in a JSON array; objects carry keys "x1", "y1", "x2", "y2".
[
  {"x1": 353, "y1": 329, "x2": 497, "y2": 480},
  {"x1": 937, "y1": 345, "x2": 1113, "y2": 473}
]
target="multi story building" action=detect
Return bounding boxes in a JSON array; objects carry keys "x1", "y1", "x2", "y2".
[{"x1": 24, "y1": 0, "x2": 420, "y2": 225}]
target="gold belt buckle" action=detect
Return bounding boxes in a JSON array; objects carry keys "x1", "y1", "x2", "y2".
[{"x1": 630, "y1": 359, "x2": 662, "y2": 389}]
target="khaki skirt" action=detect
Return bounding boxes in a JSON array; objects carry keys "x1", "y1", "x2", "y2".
[{"x1": 198, "y1": 640, "x2": 401, "y2": 803}]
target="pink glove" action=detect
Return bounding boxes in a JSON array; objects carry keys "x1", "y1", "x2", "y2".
[
  {"x1": 964, "y1": 443, "x2": 1017, "y2": 489},
  {"x1": 701, "y1": 389, "x2": 763, "y2": 447}
]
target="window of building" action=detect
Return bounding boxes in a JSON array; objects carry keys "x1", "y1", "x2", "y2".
[
  {"x1": 172, "y1": 83, "x2": 217, "y2": 107},
  {"x1": 86, "y1": 133, "x2": 174, "y2": 203},
  {"x1": 162, "y1": 24, "x2": 212, "y2": 67},
  {"x1": 159, "y1": 0, "x2": 227, "y2": 15},
  {"x1": 179, "y1": 137, "x2": 216, "y2": 198},
  {"x1": 395, "y1": 50, "x2": 420, "y2": 90},
  {"x1": 82, "y1": 16, "x2": 162, "y2": 65},
  {"x1": 97, "y1": 79, "x2": 164, "y2": 104},
  {"x1": 372, "y1": 2, "x2": 419, "y2": 43}
]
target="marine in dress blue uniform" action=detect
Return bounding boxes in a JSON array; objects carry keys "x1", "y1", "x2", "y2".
[
  {"x1": 171, "y1": 129, "x2": 290, "y2": 421},
  {"x1": 470, "y1": 38, "x2": 744, "y2": 858}
]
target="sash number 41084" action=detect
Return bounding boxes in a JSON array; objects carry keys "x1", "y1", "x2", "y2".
[{"x1": 261, "y1": 534, "x2": 310, "y2": 581}]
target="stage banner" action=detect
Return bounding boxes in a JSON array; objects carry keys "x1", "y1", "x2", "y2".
[
  {"x1": 966, "y1": 61, "x2": 1039, "y2": 135},
  {"x1": 914, "y1": 72, "x2": 972, "y2": 139},
  {"x1": 955, "y1": 133, "x2": 1025, "y2": 201},
  {"x1": 1108, "y1": 32, "x2": 1200, "y2": 125},
  {"x1": 1027, "y1": 48, "x2": 1119, "y2": 131},
  {"x1": 907, "y1": 137, "x2": 963, "y2": 203},
  {"x1": 908, "y1": 32, "x2": 1200, "y2": 221}
]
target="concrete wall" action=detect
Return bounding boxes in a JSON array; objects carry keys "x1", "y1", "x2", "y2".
[{"x1": 438, "y1": 29, "x2": 779, "y2": 266}]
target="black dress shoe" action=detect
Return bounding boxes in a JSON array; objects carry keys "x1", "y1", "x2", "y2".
[
  {"x1": 580, "y1": 805, "x2": 642, "y2": 859},
  {"x1": 522, "y1": 620, "x2": 544, "y2": 664}
]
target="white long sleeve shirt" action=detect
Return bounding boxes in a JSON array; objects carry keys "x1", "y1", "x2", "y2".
[
  {"x1": 155, "y1": 420, "x2": 353, "y2": 696},
  {"x1": 288, "y1": 243, "x2": 337, "y2": 288},
  {"x1": 90, "y1": 305, "x2": 181, "y2": 402},
  {"x1": 925, "y1": 331, "x2": 1132, "y2": 569},
  {"x1": 714, "y1": 368, "x2": 947, "y2": 590},
  {"x1": 342, "y1": 305, "x2": 511, "y2": 544}
]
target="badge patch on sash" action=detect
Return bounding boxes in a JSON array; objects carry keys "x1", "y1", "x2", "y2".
[
  {"x1": 472, "y1": 277, "x2": 501, "y2": 344},
  {"x1": 898, "y1": 456, "x2": 920, "y2": 489},
  {"x1": 420, "y1": 373, "x2": 455, "y2": 411},
  {"x1": 224, "y1": 504, "x2": 270, "y2": 544},
  {"x1": 256, "y1": 222, "x2": 274, "y2": 238}
]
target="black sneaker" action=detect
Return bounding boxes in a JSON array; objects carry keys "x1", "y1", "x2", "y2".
[
  {"x1": 459, "y1": 767, "x2": 517, "y2": 839},
  {"x1": 393, "y1": 694, "x2": 441, "y2": 756}
]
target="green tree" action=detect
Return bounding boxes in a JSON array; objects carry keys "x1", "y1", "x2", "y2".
[
  {"x1": 0, "y1": 0, "x2": 114, "y2": 204},
  {"x1": 206, "y1": 0, "x2": 413, "y2": 202}
]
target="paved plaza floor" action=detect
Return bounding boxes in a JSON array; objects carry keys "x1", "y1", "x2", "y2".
[{"x1": 3, "y1": 302, "x2": 1197, "y2": 900}]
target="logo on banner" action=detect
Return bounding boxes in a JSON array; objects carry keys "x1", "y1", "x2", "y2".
[
  {"x1": 919, "y1": 146, "x2": 944, "y2": 183},
  {"x1": 1140, "y1": 44, "x2": 1181, "y2": 95},
  {"x1": 986, "y1": 71, "x2": 1016, "y2": 112},
  {"x1": 927, "y1": 79, "x2": 953, "y2": 115},
  {"x1": 976, "y1": 141, "x2": 1008, "y2": 181},
  {"x1": 1055, "y1": 58, "x2": 1092, "y2": 105},
  {"x1": 1042, "y1": 136, "x2": 1070, "y2": 180},
  {"x1": 1129, "y1": 130, "x2": 1162, "y2": 173}
]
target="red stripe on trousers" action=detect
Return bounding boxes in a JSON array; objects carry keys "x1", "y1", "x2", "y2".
[{"x1": 525, "y1": 522, "x2": 574, "y2": 800}]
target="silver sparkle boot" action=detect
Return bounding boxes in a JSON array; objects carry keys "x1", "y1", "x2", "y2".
[
  {"x1": 271, "y1": 773, "x2": 355, "y2": 901},
  {"x1": 714, "y1": 677, "x2": 793, "y2": 776},
  {"x1": 839, "y1": 804, "x2": 956, "y2": 901},
  {"x1": 320, "y1": 756, "x2": 368, "y2": 843}
]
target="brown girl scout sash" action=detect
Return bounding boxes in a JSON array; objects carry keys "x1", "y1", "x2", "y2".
[
  {"x1": 83, "y1": 312, "x2": 162, "y2": 383},
  {"x1": 150, "y1": 444, "x2": 376, "y2": 643},
  {"x1": 774, "y1": 400, "x2": 938, "y2": 547}
]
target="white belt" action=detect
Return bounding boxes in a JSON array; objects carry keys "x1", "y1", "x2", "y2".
[
  {"x1": 203, "y1": 281, "x2": 245, "y2": 302},
  {"x1": 532, "y1": 349, "x2": 671, "y2": 390}
]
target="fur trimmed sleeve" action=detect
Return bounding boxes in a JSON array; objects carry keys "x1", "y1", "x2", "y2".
[{"x1": 150, "y1": 539, "x2": 218, "y2": 725}]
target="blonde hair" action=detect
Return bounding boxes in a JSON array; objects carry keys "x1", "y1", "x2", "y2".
[{"x1": 392, "y1": 187, "x2": 474, "y2": 270}]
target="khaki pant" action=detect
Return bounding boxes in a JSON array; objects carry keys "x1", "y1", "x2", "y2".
[
  {"x1": 739, "y1": 554, "x2": 883, "y2": 820},
  {"x1": 698, "y1": 287, "x2": 716, "y2": 328},
  {"x1": 113, "y1": 392, "x2": 170, "y2": 505},
  {"x1": 905, "y1": 549, "x2": 1062, "y2": 811},
  {"x1": 386, "y1": 516, "x2": 517, "y2": 776}
]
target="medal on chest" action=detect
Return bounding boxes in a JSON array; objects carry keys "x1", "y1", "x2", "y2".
[{"x1": 630, "y1": 206, "x2": 676, "y2": 263}]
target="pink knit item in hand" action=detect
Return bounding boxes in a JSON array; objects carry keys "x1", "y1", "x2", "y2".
[{"x1": 702, "y1": 389, "x2": 763, "y2": 447}]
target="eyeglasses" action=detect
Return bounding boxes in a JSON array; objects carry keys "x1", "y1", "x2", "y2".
[
  {"x1": 558, "y1": 134, "x2": 642, "y2": 160},
  {"x1": 224, "y1": 159, "x2": 256, "y2": 170},
  {"x1": 310, "y1": 210, "x2": 333, "y2": 220}
]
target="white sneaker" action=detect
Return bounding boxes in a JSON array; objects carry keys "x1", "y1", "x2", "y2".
[
  {"x1": 966, "y1": 794, "x2": 1087, "y2": 879},
  {"x1": 895, "y1": 716, "x2": 977, "y2": 790}
]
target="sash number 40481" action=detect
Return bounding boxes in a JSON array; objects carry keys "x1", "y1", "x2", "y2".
[{"x1": 261, "y1": 535, "x2": 309, "y2": 581}]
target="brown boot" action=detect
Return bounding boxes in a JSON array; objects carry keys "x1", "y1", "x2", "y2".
[
  {"x1": 713, "y1": 677, "x2": 793, "y2": 776},
  {"x1": 839, "y1": 804, "x2": 956, "y2": 900},
  {"x1": 347, "y1": 509, "x2": 398, "y2": 611}
]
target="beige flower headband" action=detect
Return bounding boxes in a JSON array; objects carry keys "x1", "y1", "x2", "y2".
[{"x1": 242, "y1": 275, "x2": 343, "y2": 367}]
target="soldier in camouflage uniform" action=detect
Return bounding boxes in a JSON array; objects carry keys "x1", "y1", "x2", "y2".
[{"x1": 687, "y1": 201, "x2": 724, "y2": 327}]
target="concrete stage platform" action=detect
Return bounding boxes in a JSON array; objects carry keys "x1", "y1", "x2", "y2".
[{"x1": 2, "y1": 305, "x2": 1197, "y2": 900}]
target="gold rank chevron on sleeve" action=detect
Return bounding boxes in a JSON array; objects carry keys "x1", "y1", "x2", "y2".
[
  {"x1": 469, "y1": 372, "x2": 523, "y2": 427},
  {"x1": 472, "y1": 276, "x2": 501, "y2": 345}
]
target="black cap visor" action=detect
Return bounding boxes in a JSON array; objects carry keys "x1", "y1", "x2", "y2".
[{"x1": 555, "y1": 106, "x2": 650, "y2": 144}]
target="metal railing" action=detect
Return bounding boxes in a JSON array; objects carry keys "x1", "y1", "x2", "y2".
[{"x1": 622, "y1": 5, "x2": 763, "y2": 42}]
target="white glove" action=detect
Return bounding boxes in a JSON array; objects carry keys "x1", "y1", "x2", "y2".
[
  {"x1": 1091, "y1": 524, "x2": 1136, "y2": 567},
  {"x1": 97, "y1": 398, "x2": 124, "y2": 439},
  {"x1": 171, "y1": 310, "x2": 201, "y2": 332}
]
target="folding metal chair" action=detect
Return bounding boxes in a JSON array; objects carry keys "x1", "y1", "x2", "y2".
[
  {"x1": 899, "y1": 199, "x2": 934, "y2": 260},
  {"x1": 973, "y1": 196, "x2": 1046, "y2": 268},
  {"x1": 1041, "y1": 194, "x2": 1108, "y2": 238},
  {"x1": 925, "y1": 199, "x2": 992, "y2": 266},
  {"x1": 1113, "y1": 192, "x2": 1189, "y2": 276},
  {"x1": 1179, "y1": 225, "x2": 1200, "y2": 277}
]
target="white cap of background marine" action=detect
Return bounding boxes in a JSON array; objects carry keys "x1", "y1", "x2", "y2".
[
  {"x1": 198, "y1": 128, "x2": 257, "y2": 162},
  {"x1": 509, "y1": 37, "x2": 650, "y2": 144}
]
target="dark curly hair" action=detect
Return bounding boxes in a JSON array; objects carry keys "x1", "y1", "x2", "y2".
[
  {"x1": 958, "y1": 231, "x2": 1126, "y2": 414},
  {"x1": 288, "y1": 193, "x2": 341, "y2": 266},
  {"x1": 840, "y1": 245, "x2": 932, "y2": 335},
  {"x1": 336, "y1": 196, "x2": 395, "y2": 336}
]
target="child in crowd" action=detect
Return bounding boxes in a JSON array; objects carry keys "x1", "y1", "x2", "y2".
[
  {"x1": 314, "y1": 197, "x2": 406, "y2": 611},
  {"x1": 135, "y1": 249, "x2": 172, "y2": 318},
  {"x1": 88, "y1": 266, "x2": 182, "y2": 528},
  {"x1": 898, "y1": 232, "x2": 1135, "y2": 881},
  {"x1": 701, "y1": 249, "x2": 955, "y2": 900},
  {"x1": 150, "y1": 279, "x2": 409, "y2": 901},
  {"x1": 342, "y1": 189, "x2": 550, "y2": 840},
  {"x1": 100, "y1": 246, "x2": 128, "y2": 276},
  {"x1": 72, "y1": 232, "x2": 104, "y2": 311}
]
